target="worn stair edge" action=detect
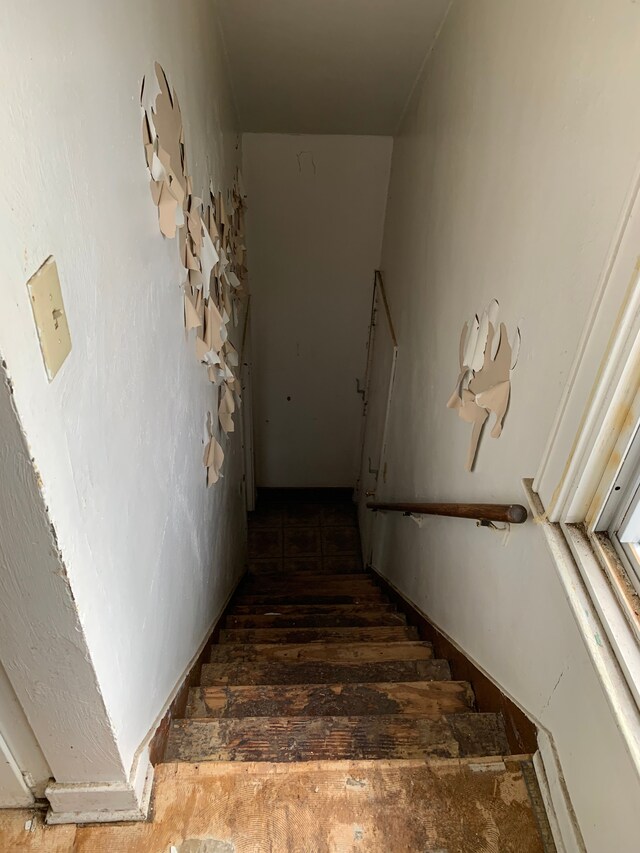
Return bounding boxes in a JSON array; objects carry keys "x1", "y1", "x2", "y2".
[
  {"x1": 210, "y1": 640, "x2": 433, "y2": 664},
  {"x1": 239, "y1": 573, "x2": 379, "y2": 588},
  {"x1": 161, "y1": 754, "x2": 532, "y2": 773},
  {"x1": 234, "y1": 592, "x2": 387, "y2": 604},
  {"x1": 219, "y1": 626, "x2": 417, "y2": 645},
  {"x1": 201, "y1": 658, "x2": 452, "y2": 686},
  {"x1": 165, "y1": 712, "x2": 510, "y2": 763},
  {"x1": 228, "y1": 602, "x2": 397, "y2": 615},
  {"x1": 247, "y1": 565, "x2": 365, "y2": 577},
  {"x1": 225, "y1": 611, "x2": 407, "y2": 628},
  {"x1": 229, "y1": 601, "x2": 400, "y2": 616},
  {"x1": 186, "y1": 680, "x2": 475, "y2": 718},
  {"x1": 239, "y1": 583, "x2": 381, "y2": 597}
]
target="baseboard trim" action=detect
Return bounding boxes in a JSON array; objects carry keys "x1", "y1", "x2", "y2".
[
  {"x1": 534, "y1": 732, "x2": 587, "y2": 853},
  {"x1": 46, "y1": 746, "x2": 153, "y2": 825},
  {"x1": 370, "y1": 565, "x2": 538, "y2": 754},
  {"x1": 45, "y1": 568, "x2": 245, "y2": 825}
]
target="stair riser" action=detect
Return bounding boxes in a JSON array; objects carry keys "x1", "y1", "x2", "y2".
[
  {"x1": 229, "y1": 603, "x2": 396, "y2": 615},
  {"x1": 220, "y1": 626, "x2": 417, "y2": 644},
  {"x1": 234, "y1": 593, "x2": 386, "y2": 606},
  {"x1": 247, "y1": 566, "x2": 365, "y2": 578},
  {"x1": 201, "y1": 659, "x2": 451, "y2": 686},
  {"x1": 239, "y1": 585, "x2": 380, "y2": 598},
  {"x1": 240, "y1": 573, "x2": 376, "y2": 587},
  {"x1": 210, "y1": 641, "x2": 433, "y2": 663},
  {"x1": 165, "y1": 713, "x2": 509, "y2": 763},
  {"x1": 225, "y1": 612, "x2": 406, "y2": 628},
  {"x1": 248, "y1": 555, "x2": 363, "y2": 573},
  {"x1": 187, "y1": 681, "x2": 475, "y2": 718},
  {"x1": 242, "y1": 574, "x2": 375, "y2": 583}
]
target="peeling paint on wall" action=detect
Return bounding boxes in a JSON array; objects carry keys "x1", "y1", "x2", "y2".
[
  {"x1": 140, "y1": 63, "x2": 249, "y2": 485},
  {"x1": 447, "y1": 300, "x2": 520, "y2": 471}
]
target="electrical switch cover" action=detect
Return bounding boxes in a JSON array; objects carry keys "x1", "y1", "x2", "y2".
[{"x1": 26, "y1": 256, "x2": 72, "y2": 381}]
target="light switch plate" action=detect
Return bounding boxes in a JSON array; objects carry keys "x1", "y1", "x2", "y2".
[{"x1": 27, "y1": 256, "x2": 72, "y2": 381}]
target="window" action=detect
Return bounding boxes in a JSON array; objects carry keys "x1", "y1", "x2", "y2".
[{"x1": 597, "y1": 421, "x2": 640, "y2": 597}]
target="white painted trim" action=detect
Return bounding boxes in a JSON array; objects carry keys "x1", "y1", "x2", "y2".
[
  {"x1": 46, "y1": 565, "x2": 243, "y2": 826},
  {"x1": 0, "y1": 730, "x2": 34, "y2": 808},
  {"x1": 564, "y1": 283, "x2": 640, "y2": 526},
  {"x1": 0, "y1": 661, "x2": 50, "y2": 800},
  {"x1": 44, "y1": 572, "x2": 243, "y2": 824},
  {"x1": 533, "y1": 735, "x2": 586, "y2": 853},
  {"x1": 523, "y1": 480, "x2": 640, "y2": 783},
  {"x1": 357, "y1": 272, "x2": 398, "y2": 566},
  {"x1": 562, "y1": 524, "x2": 640, "y2": 711},
  {"x1": 355, "y1": 273, "x2": 381, "y2": 504},
  {"x1": 46, "y1": 757, "x2": 154, "y2": 825}
]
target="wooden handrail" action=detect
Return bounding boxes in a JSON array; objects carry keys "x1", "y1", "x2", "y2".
[{"x1": 366, "y1": 501, "x2": 528, "y2": 525}]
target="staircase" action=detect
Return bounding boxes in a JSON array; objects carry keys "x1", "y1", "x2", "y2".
[{"x1": 164, "y1": 490, "x2": 555, "y2": 852}]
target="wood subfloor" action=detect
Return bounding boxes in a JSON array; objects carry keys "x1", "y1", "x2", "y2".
[{"x1": 0, "y1": 758, "x2": 553, "y2": 852}]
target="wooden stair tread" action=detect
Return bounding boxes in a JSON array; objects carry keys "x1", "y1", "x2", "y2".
[
  {"x1": 225, "y1": 611, "x2": 406, "y2": 628},
  {"x1": 135, "y1": 759, "x2": 550, "y2": 853},
  {"x1": 165, "y1": 712, "x2": 509, "y2": 762},
  {"x1": 235, "y1": 593, "x2": 386, "y2": 605},
  {"x1": 247, "y1": 566, "x2": 365, "y2": 577},
  {"x1": 201, "y1": 658, "x2": 451, "y2": 685},
  {"x1": 152, "y1": 494, "x2": 555, "y2": 852},
  {"x1": 211, "y1": 641, "x2": 433, "y2": 663},
  {"x1": 240, "y1": 574, "x2": 378, "y2": 590},
  {"x1": 238, "y1": 574, "x2": 381, "y2": 595},
  {"x1": 187, "y1": 680, "x2": 475, "y2": 718},
  {"x1": 220, "y1": 626, "x2": 417, "y2": 644},
  {"x1": 229, "y1": 602, "x2": 397, "y2": 615}
]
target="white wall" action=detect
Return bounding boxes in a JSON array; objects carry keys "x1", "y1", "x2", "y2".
[
  {"x1": 0, "y1": 655, "x2": 50, "y2": 801},
  {"x1": 0, "y1": 369, "x2": 132, "y2": 811},
  {"x1": 0, "y1": 0, "x2": 246, "y2": 791},
  {"x1": 243, "y1": 133, "x2": 392, "y2": 487},
  {"x1": 367, "y1": 1, "x2": 640, "y2": 850}
]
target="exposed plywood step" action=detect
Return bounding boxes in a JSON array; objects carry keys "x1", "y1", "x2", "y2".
[
  {"x1": 201, "y1": 657, "x2": 451, "y2": 685},
  {"x1": 165, "y1": 712, "x2": 509, "y2": 762},
  {"x1": 235, "y1": 592, "x2": 386, "y2": 606},
  {"x1": 211, "y1": 641, "x2": 433, "y2": 663},
  {"x1": 229, "y1": 602, "x2": 397, "y2": 615},
  {"x1": 225, "y1": 611, "x2": 406, "y2": 628},
  {"x1": 187, "y1": 680, "x2": 475, "y2": 718},
  {"x1": 220, "y1": 626, "x2": 416, "y2": 644},
  {"x1": 66, "y1": 759, "x2": 548, "y2": 852}
]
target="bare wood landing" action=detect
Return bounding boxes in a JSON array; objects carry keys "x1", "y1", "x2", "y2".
[{"x1": 0, "y1": 758, "x2": 551, "y2": 852}]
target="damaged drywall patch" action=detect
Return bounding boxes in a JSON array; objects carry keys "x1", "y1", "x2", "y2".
[
  {"x1": 447, "y1": 300, "x2": 520, "y2": 471},
  {"x1": 140, "y1": 63, "x2": 248, "y2": 487}
]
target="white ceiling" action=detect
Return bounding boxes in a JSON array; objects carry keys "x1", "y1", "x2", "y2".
[{"x1": 216, "y1": 0, "x2": 451, "y2": 135}]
